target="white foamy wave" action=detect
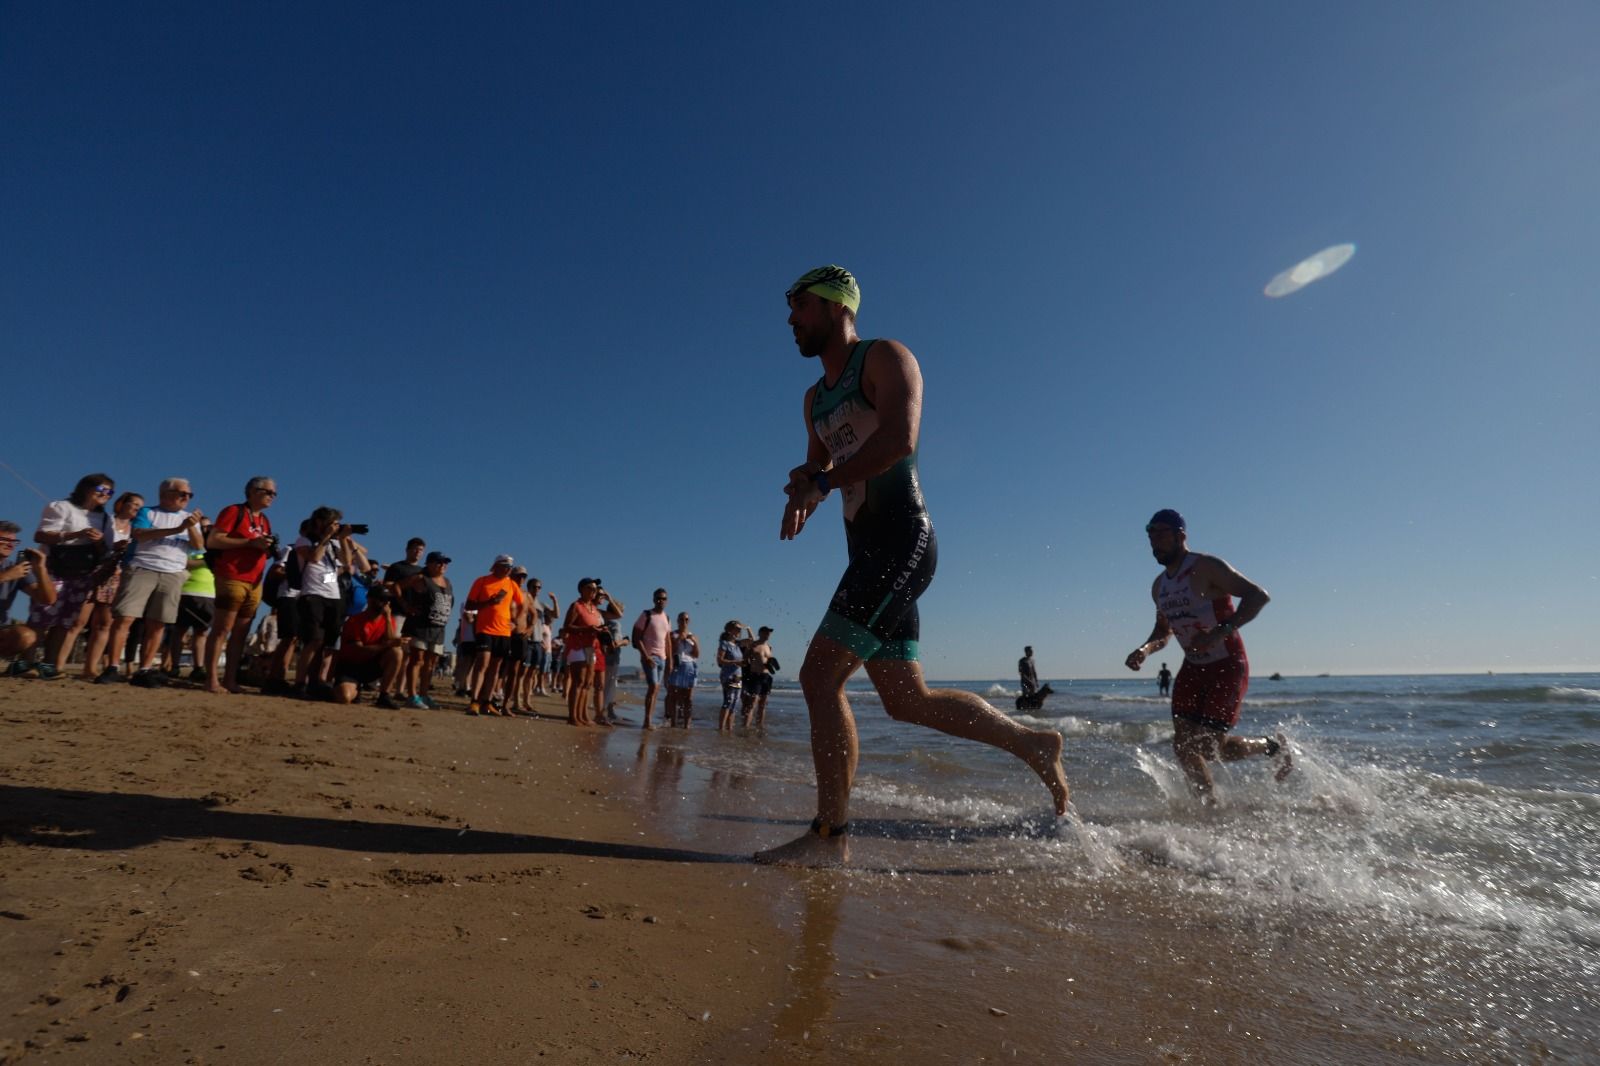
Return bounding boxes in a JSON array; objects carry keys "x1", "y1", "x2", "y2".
[
  {"x1": 851, "y1": 778, "x2": 1024, "y2": 824},
  {"x1": 1551, "y1": 686, "x2": 1600, "y2": 702},
  {"x1": 1091, "y1": 693, "x2": 1170, "y2": 705},
  {"x1": 1016, "y1": 713, "x2": 1170, "y2": 745},
  {"x1": 1241, "y1": 696, "x2": 1320, "y2": 707},
  {"x1": 1099, "y1": 740, "x2": 1600, "y2": 950},
  {"x1": 985, "y1": 683, "x2": 1018, "y2": 698}
]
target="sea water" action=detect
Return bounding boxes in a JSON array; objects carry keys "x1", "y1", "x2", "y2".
[{"x1": 597, "y1": 673, "x2": 1600, "y2": 1062}]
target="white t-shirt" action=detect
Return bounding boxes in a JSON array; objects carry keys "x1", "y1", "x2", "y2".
[
  {"x1": 295, "y1": 536, "x2": 343, "y2": 600},
  {"x1": 128, "y1": 506, "x2": 195, "y2": 574},
  {"x1": 38, "y1": 499, "x2": 111, "y2": 540}
]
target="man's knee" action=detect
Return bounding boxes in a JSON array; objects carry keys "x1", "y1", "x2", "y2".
[
  {"x1": 0, "y1": 625, "x2": 38, "y2": 657},
  {"x1": 332, "y1": 684, "x2": 358, "y2": 704}
]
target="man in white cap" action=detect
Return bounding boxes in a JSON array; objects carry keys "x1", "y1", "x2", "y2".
[
  {"x1": 759, "y1": 265, "x2": 1070, "y2": 866},
  {"x1": 463, "y1": 554, "x2": 524, "y2": 716}
]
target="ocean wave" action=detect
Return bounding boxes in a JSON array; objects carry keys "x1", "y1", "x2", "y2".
[
  {"x1": 1014, "y1": 713, "x2": 1170, "y2": 744},
  {"x1": 1449, "y1": 685, "x2": 1600, "y2": 704}
]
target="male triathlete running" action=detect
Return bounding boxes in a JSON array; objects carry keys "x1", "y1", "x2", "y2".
[
  {"x1": 757, "y1": 265, "x2": 1069, "y2": 867},
  {"x1": 1125, "y1": 509, "x2": 1291, "y2": 800}
]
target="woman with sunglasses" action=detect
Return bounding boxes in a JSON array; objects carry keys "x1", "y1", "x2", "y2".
[
  {"x1": 76, "y1": 490, "x2": 142, "y2": 681},
  {"x1": 25, "y1": 472, "x2": 118, "y2": 679}
]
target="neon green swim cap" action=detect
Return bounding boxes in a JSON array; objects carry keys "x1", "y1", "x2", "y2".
[{"x1": 786, "y1": 265, "x2": 860, "y2": 315}]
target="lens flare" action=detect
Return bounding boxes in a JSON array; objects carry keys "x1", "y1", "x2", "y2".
[{"x1": 1264, "y1": 243, "x2": 1356, "y2": 298}]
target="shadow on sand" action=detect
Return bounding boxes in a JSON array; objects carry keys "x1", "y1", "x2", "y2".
[
  {"x1": 0, "y1": 784, "x2": 749, "y2": 864},
  {"x1": 1, "y1": 786, "x2": 1015, "y2": 876}
]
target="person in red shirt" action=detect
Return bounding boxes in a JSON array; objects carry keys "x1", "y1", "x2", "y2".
[
  {"x1": 202, "y1": 476, "x2": 278, "y2": 694},
  {"x1": 332, "y1": 586, "x2": 405, "y2": 706},
  {"x1": 463, "y1": 554, "x2": 525, "y2": 716}
]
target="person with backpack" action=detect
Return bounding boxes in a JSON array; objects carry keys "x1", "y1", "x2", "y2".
[{"x1": 201, "y1": 476, "x2": 278, "y2": 694}]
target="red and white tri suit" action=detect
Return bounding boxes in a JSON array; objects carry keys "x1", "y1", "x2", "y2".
[{"x1": 1157, "y1": 554, "x2": 1249, "y2": 729}]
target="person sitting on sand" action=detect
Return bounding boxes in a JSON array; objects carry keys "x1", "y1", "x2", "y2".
[
  {"x1": 332, "y1": 586, "x2": 405, "y2": 707},
  {"x1": 760, "y1": 265, "x2": 1069, "y2": 866},
  {"x1": 0, "y1": 520, "x2": 56, "y2": 665}
]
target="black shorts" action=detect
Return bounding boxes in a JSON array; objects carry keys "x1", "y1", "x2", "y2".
[
  {"x1": 815, "y1": 516, "x2": 936, "y2": 662},
  {"x1": 298, "y1": 596, "x2": 343, "y2": 646},
  {"x1": 275, "y1": 596, "x2": 303, "y2": 641},
  {"x1": 508, "y1": 633, "x2": 528, "y2": 663},
  {"x1": 171, "y1": 595, "x2": 215, "y2": 637},
  {"x1": 336, "y1": 656, "x2": 384, "y2": 687},
  {"x1": 742, "y1": 672, "x2": 773, "y2": 697},
  {"x1": 475, "y1": 634, "x2": 513, "y2": 660}
]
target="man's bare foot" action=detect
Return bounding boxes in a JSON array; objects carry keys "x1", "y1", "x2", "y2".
[
  {"x1": 1271, "y1": 731, "x2": 1294, "y2": 782},
  {"x1": 1020, "y1": 730, "x2": 1070, "y2": 816},
  {"x1": 205, "y1": 682, "x2": 228, "y2": 695},
  {"x1": 754, "y1": 830, "x2": 849, "y2": 868}
]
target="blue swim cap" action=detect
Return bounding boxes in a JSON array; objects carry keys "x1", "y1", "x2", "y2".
[{"x1": 1147, "y1": 509, "x2": 1185, "y2": 531}]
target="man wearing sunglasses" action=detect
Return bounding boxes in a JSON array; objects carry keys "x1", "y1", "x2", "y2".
[
  {"x1": 105, "y1": 478, "x2": 207, "y2": 684},
  {"x1": 1125, "y1": 509, "x2": 1289, "y2": 800},
  {"x1": 203, "y1": 476, "x2": 278, "y2": 694}
]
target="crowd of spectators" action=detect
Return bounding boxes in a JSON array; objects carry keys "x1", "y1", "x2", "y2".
[{"x1": 2, "y1": 471, "x2": 781, "y2": 729}]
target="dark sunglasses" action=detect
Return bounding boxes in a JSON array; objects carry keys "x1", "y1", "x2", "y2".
[{"x1": 93, "y1": 484, "x2": 113, "y2": 495}]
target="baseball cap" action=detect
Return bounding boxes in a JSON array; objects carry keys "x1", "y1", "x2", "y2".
[
  {"x1": 1146, "y1": 509, "x2": 1186, "y2": 532},
  {"x1": 758, "y1": 625, "x2": 774, "y2": 635},
  {"x1": 425, "y1": 551, "x2": 451, "y2": 565}
]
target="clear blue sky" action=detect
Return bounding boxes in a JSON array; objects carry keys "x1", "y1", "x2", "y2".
[{"x1": 3, "y1": 2, "x2": 1594, "y2": 678}]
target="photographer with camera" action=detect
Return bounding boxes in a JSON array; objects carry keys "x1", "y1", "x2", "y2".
[
  {"x1": 1, "y1": 520, "x2": 56, "y2": 665},
  {"x1": 291, "y1": 507, "x2": 356, "y2": 700},
  {"x1": 332, "y1": 585, "x2": 406, "y2": 707},
  {"x1": 27, "y1": 472, "x2": 118, "y2": 679},
  {"x1": 202, "y1": 476, "x2": 278, "y2": 694},
  {"x1": 105, "y1": 478, "x2": 207, "y2": 685}
]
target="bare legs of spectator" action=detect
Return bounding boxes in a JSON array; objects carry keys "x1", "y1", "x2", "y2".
[{"x1": 204, "y1": 606, "x2": 252, "y2": 695}]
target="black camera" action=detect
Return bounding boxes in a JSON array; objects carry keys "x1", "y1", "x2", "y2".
[{"x1": 346, "y1": 524, "x2": 370, "y2": 535}]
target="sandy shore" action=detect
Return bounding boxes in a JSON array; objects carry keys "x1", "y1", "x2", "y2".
[
  {"x1": 9, "y1": 672, "x2": 1521, "y2": 1065},
  {"x1": 0, "y1": 678, "x2": 794, "y2": 1064}
]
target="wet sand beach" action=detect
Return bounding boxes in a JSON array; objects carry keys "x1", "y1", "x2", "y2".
[{"x1": 0, "y1": 681, "x2": 790, "y2": 1064}]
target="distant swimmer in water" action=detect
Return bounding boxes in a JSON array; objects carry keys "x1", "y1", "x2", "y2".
[
  {"x1": 1124, "y1": 509, "x2": 1291, "y2": 800},
  {"x1": 756, "y1": 265, "x2": 1070, "y2": 867},
  {"x1": 1157, "y1": 663, "x2": 1172, "y2": 696}
]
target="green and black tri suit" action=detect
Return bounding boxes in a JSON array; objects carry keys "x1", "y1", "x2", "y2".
[{"x1": 809, "y1": 338, "x2": 936, "y2": 662}]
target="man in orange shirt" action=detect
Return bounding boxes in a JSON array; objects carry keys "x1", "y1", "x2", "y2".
[{"x1": 464, "y1": 554, "x2": 525, "y2": 716}]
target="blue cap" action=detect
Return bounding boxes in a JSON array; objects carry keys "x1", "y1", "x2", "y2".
[{"x1": 1147, "y1": 509, "x2": 1186, "y2": 531}]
